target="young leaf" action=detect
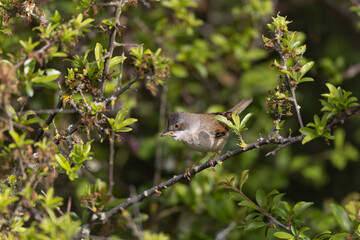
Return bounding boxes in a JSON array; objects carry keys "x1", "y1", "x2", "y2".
[
  {"x1": 255, "y1": 189, "x2": 266, "y2": 208},
  {"x1": 32, "y1": 69, "x2": 61, "y2": 83},
  {"x1": 273, "y1": 231, "x2": 294, "y2": 239},
  {"x1": 293, "y1": 201, "x2": 313, "y2": 215},
  {"x1": 55, "y1": 154, "x2": 71, "y2": 172},
  {"x1": 330, "y1": 203, "x2": 351, "y2": 232},
  {"x1": 299, "y1": 61, "x2": 314, "y2": 79},
  {"x1": 239, "y1": 169, "x2": 249, "y2": 190}
]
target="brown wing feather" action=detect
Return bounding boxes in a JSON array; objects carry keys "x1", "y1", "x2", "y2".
[{"x1": 206, "y1": 113, "x2": 229, "y2": 138}]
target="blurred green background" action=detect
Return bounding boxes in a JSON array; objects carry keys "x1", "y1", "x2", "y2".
[{"x1": 2, "y1": 0, "x2": 360, "y2": 239}]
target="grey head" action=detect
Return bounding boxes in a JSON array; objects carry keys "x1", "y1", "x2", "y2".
[{"x1": 160, "y1": 112, "x2": 191, "y2": 137}]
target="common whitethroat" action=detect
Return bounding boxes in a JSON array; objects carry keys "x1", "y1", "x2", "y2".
[{"x1": 161, "y1": 98, "x2": 253, "y2": 179}]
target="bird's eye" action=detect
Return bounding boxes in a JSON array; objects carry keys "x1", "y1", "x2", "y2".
[{"x1": 174, "y1": 123, "x2": 180, "y2": 129}]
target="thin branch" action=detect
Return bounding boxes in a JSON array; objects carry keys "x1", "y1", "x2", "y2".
[
  {"x1": 266, "y1": 103, "x2": 360, "y2": 156},
  {"x1": 94, "y1": 1, "x2": 128, "y2": 7},
  {"x1": 342, "y1": 62, "x2": 360, "y2": 80},
  {"x1": 98, "y1": 1, "x2": 125, "y2": 95},
  {"x1": 103, "y1": 78, "x2": 137, "y2": 106},
  {"x1": 82, "y1": 104, "x2": 360, "y2": 228},
  {"x1": 233, "y1": 185, "x2": 291, "y2": 231},
  {"x1": 19, "y1": 109, "x2": 76, "y2": 115},
  {"x1": 41, "y1": 190, "x2": 64, "y2": 216},
  {"x1": 54, "y1": 78, "x2": 137, "y2": 145},
  {"x1": 74, "y1": 234, "x2": 122, "y2": 240},
  {"x1": 34, "y1": 94, "x2": 64, "y2": 142},
  {"x1": 153, "y1": 84, "x2": 168, "y2": 185},
  {"x1": 17, "y1": 149, "x2": 26, "y2": 179},
  {"x1": 85, "y1": 135, "x2": 303, "y2": 227},
  {"x1": 265, "y1": 141, "x2": 295, "y2": 157},
  {"x1": 13, "y1": 41, "x2": 54, "y2": 69},
  {"x1": 107, "y1": 132, "x2": 115, "y2": 197},
  {"x1": 274, "y1": 31, "x2": 304, "y2": 128},
  {"x1": 0, "y1": 116, "x2": 33, "y2": 132},
  {"x1": 215, "y1": 222, "x2": 236, "y2": 240}
]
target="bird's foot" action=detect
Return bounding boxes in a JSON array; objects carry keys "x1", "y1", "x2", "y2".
[
  {"x1": 184, "y1": 168, "x2": 192, "y2": 181},
  {"x1": 207, "y1": 152, "x2": 220, "y2": 172}
]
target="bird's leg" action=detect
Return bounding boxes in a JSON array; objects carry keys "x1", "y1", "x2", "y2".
[
  {"x1": 207, "y1": 151, "x2": 220, "y2": 171},
  {"x1": 184, "y1": 152, "x2": 207, "y2": 180}
]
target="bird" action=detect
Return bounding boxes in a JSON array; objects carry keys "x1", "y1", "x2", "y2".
[{"x1": 161, "y1": 98, "x2": 253, "y2": 180}]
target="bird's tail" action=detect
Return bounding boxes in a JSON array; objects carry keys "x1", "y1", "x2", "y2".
[{"x1": 227, "y1": 98, "x2": 253, "y2": 115}]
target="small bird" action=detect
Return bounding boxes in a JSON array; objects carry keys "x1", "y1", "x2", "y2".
[{"x1": 161, "y1": 98, "x2": 253, "y2": 179}]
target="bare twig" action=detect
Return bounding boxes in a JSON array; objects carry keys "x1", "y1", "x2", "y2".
[
  {"x1": 342, "y1": 62, "x2": 360, "y2": 80},
  {"x1": 107, "y1": 132, "x2": 115, "y2": 197},
  {"x1": 34, "y1": 94, "x2": 64, "y2": 142},
  {"x1": 153, "y1": 84, "x2": 168, "y2": 185},
  {"x1": 128, "y1": 185, "x2": 143, "y2": 239},
  {"x1": 19, "y1": 109, "x2": 76, "y2": 115},
  {"x1": 98, "y1": 1, "x2": 126, "y2": 96},
  {"x1": 13, "y1": 41, "x2": 54, "y2": 69},
  {"x1": 215, "y1": 222, "x2": 236, "y2": 240},
  {"x1": 73, "y1": 234, "x2": 122, "y2": 240},
  {"x1": 40, "y1": 190, "x2": 64, "y2": 216},
  {"x1": 265, "y1": 141, "x2": 295, "y2": 157},
  {"x1": 94, "y1": 1, "x2": 128, "y2": 7},
  {"x1": 0, "y1": 116, "x2": 33, "y2": 132}
]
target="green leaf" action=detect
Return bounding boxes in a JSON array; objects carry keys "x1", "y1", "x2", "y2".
[
  {"x1": 55, "y1": 154, "x2": 71, "y2": 172},
  {"x1": 194, "y1": 62, "x2": 208, "y2": 78},
  {"x1": 255, "y1": 189, "x2": 266, "y2": 207},
  {"x1": 329, "y1": 233, "x2": 349, "y2": 240},
  {"x1": 313, "y1": 231, "x2": 332, "y2": 240},
  {"x1": 330, "y1": 203, "x2": 351, "y2": 232},
  {"x1": 299, "y1": 61, "x2": 314, "y2": 79},
  {"x1": 281, "y1": 69, "x2": 294, "y2": 79},
  {"x1": 299, "y1": 127, "x2": 316, "y2": 136},
  {"x1": 273, "y1": 231, "x2": 294, "y2": 239},
  {"x1": 245, "y1": 220, "x2": 266, "y2": 231},
  {"x1": 298, "y1": 77, "x2": 314, "y2": 83},
  {"x1": 95, "y1": 43, "x2": 103, "y2": 69},
  {"x1": 50, "y1": 10, "x2": 61, "y2": 23},
  {"x1": 238, "y1": 200, "x2": 259, "y2": 211},
  {"x1": 239, "y1": 169, "x2": 249, "y2": 190},
  {"x1": 109, "y1": 56, "x2": 124, "y2": 68},
  {"x1": 32, "y1": 69, "x2": 61, "y2": 83},
  {"x1": 215, "y1": 115, "x2": 231, "y2": 125},
  {"x1": 272, "y1": 207, "x2": 288, "y2": 220},
  {"x1": 116, "y1": 127, "x2": 133, "y2": 132},
  {"x1": 293, "y1": 201, "x2": 313, "y2": 215},
  {"x1": 301, "y1": 134, "x2": 317, "y2": 144},
  {"x1": 241, "y1": 113, "x2": 253, "y2": 127},
  {"x1": 116, "y1": 108, "x2": 129, "y2": 122},
  {"x1": 122, "y1": 118, "x2": 138, "y2": 126}
]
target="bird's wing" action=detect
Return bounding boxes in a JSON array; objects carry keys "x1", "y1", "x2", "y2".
[{"x1": 206, "y1": 113, "x2": 229, "y2": 139}]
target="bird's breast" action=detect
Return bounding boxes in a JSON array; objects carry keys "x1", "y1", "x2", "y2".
[{"x1": 182, "y1": 130, "x2": 229, "y2": 152}]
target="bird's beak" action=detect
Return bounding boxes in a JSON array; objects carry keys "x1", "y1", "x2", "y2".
[{"x1": 160, "y1": 130, "x2": 173, "y2": 137}]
